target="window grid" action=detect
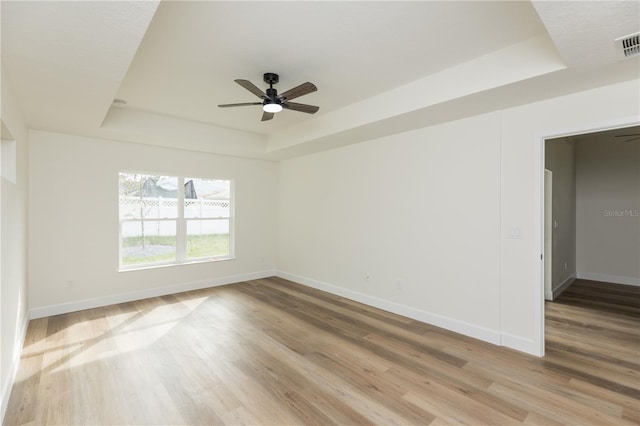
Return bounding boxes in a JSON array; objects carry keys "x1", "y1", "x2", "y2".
[{"x1": 119, "y1": 172, "x2": 233, "y2": 270}]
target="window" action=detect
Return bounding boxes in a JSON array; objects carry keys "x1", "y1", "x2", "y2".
[{"x1": 119, "y1": 172, "x2": 232, "y2": 269}]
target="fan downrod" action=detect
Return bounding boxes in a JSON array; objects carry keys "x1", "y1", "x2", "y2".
[{"x1": 263, "y1": 73, "x2": 279, "y2": 85}]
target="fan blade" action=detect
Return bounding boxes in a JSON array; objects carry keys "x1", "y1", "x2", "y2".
[
  {"x1": 261, "y1": 111, "x2": 274, "y2": 121},
  {"x1": 625, "y1": 136, "x2": 640, "y2": 142},
  {"x1": 283, "y1": 102, "x2": 319, "y2": 114},
  {"x1": 218, "y1": 102, "x2": 262, "y2": 108},
  {"x1": 235, "y1": 79, "x2": 268, "y2": 99},
  {"x1": 279, "y1": 82, "x2": 317, "y2": 101},
  {"x1": 615, "y1": 134, "x2": 640, "y2": 137}
]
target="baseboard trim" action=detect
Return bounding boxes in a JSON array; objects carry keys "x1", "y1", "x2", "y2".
[
  {"x1": 276, "y1": 270, "x2": 502, "y2": 348},
  {"x1": 501, "y1": 332, "x2": 539, "y2": 356},
  {"x1": 29, "y1": 269, "x2": 276, "y2": 319},
  {"x1": 551, "y1": 273, "x2": 576, "y2": 300},
  {"x1": 1, "y1": 311, "x2": 29, "y2": 424},
  {"x1": 576, "y1": 272, "x2": 640, "y2": 287}
]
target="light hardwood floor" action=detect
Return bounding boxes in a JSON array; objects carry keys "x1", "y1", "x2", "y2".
[{"x1": 4, "y1": 277, "x2": 639, "y2": 425}]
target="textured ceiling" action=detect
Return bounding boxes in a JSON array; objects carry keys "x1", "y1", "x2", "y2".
[
  {"x1": 1, "y1": 1, "x2": 159, "y2": 132},
  {"x1": 1, "y1": 1, "x2": 638, "y2": 159},
  {"x1": 532, "y1": 1, "x2": 640, "y2": 67}
]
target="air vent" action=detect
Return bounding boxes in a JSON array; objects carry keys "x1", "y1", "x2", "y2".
[{"x1": 615, "y1": 32, "x2": 640, "y2": 60}]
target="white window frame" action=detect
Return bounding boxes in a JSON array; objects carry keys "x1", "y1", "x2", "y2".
[{"x1": 118, "y1": 172, "x2": 234, "y2": 271}]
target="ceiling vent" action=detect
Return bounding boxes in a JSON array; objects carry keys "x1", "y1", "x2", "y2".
[{"x1": 615, "y1": 32, "x2": 640, "y2": 60}]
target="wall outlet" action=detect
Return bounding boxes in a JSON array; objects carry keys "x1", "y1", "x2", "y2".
[
  {"x1": 395, "y1": 279, "x2": 403, "y2": 291},
  {"x1": 66, "y1": 280, "x2": 75, "y2": 289}
]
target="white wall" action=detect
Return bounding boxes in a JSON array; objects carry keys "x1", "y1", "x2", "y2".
[
  {"x1": 278, "y1": 79, "x2": 640, "y2": 355},
  {"x1": 279, "y1": 112, "x2": 502, "y2": 341},
  {"x1": 0, "y1": 70, "x2": 29, "y2": 421},
  {"x1": 28, "y1": 131, "x2": 278, "y2": 315},
  {"x1": 544, "y1": 137, "x2": 577, "y2": 298},
  {"x1": 576, "y1": 137, "x2": 640, "y2": 285}
]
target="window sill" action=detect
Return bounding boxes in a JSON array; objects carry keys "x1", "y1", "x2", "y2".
[{"x1": 118, "y1": 256, "x2": 235, "y2": 272}]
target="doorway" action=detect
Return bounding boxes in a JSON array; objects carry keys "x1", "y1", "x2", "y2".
[{"x1": 538, "y1": 121, "x2": 640, "y2": 355}]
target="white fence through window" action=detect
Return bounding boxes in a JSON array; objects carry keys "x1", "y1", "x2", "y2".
[{"x1": 120, "y1": 196, "x2": 230, "y2": 237}]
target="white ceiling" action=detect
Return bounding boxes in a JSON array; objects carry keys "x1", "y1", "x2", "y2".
[
  {"x1": 568, "y1": 125, "x2": 640, "y2": 143},
  {"x1": 1, "y1": 1, "x2": 158, "y2": 132},
  {"x1": 532, "y1": 1, "x2": 640, "y2": 67},
  {"x1": 1, "y1": 1, "x2": 638, "y2": 159},
  {"x1": 116, "y1": 1, "x2": 544, "y2": 135}
]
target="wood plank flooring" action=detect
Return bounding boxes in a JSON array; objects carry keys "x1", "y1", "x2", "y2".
[{"x1": 4, "y1": 277, "x2": 639, "y2": 425}]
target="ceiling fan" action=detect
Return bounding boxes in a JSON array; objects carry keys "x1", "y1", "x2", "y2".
[
  {"x1": 614, "y1": 133, "x2": 640, "y2": 142},
  {"x1": 218, "y1": 73, "x2": 319, "y2": 122}
]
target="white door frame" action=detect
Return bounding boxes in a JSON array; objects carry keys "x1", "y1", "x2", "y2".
[
  {"x1": 533, "y1": 115, "x2": 639, "y2": 357},
  {"x1": 544, "y1": 169, "x2": 553, "y2": 300}
]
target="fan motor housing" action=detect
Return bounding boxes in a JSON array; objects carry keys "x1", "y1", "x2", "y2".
[{"x1": 265, "y1": 88, "x2": 278, "y2": 101}]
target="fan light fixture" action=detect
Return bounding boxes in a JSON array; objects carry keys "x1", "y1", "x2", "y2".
[{"x1": 263, "y1": 102, "x2": 283, "y2": 113}]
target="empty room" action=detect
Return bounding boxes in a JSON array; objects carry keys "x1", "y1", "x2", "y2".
[{"x1": 1, "y1": 1, "x2": 639, "y2": 425}]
